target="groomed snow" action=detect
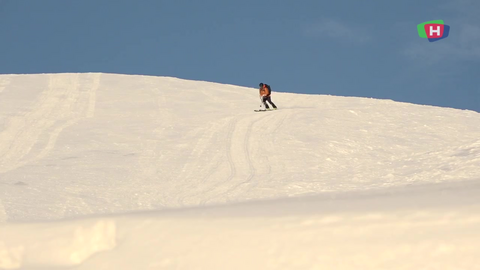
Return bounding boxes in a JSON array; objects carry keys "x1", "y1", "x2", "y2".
[{"x1": 0, "y1": 73, "x2": 479, "y2": 269}]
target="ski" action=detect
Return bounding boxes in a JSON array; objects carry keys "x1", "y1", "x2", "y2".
[{"x1": 254, "y1": 109, "x2": 277, "y2": 112}]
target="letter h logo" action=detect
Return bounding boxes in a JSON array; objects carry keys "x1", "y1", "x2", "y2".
[
  {"x1": 425, "y1": 24, "x2": 444, "y2": 38},
  {"x1": 417, "y1": 20, "x2": 450, "y2": 42}
]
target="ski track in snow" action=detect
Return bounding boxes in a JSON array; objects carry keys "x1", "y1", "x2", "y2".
[
  {"x1": 0, "y1": 74, "x2": 100, "y2": 174},
  {"x1": 218, "y1": 112, "x2": 288, "y2": 201},
  {"x1": 0, "y1": 74, "x2": 101, "y2": 221},
  {"x1": 210, "y1": 115, "x2": 258, "y2": 202},
  {"x1": 173, "y1": 109, "x2": 290, "y2": 207}
]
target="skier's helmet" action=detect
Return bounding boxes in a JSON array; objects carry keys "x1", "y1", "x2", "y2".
[{"x1": 259, "y1": 83, "x2": 264, "y2": 87}]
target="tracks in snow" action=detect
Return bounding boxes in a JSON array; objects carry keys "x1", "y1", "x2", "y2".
[
  {"x1": 186, "y1": 110, "x2": 290, "y2": 206},
  {"x1": 0, "y1": 74, "x2": 100, "y2": 221},
  {"x1": 0, "y1": 74, "x2": 100, "y2": 173},
  {"x1": 221, "y1": 115, "x2": 263, "y2": 198},
  {"x1": 165, "y1": 109, "x2": 290, "y2": 207},
  {"x1": 221, "y1": 111, "x2": 289, "y2": 200}
]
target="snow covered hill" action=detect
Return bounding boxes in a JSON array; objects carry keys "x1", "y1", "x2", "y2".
[{"x1": 0, "y1": 73, "x2": 479, "y2": 269}]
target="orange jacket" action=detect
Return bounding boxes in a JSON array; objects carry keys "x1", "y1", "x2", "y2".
[{"x1": 259, "y1": 85, "x2": 270, "y2": 97}]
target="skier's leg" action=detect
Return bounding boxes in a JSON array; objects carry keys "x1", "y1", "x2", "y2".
[
  {"x1": 266, "y1": 96, "x2": 277, "y2": 109},
  {"x1": 262, "y1": 96, "x2": 270, "y2": 109}
]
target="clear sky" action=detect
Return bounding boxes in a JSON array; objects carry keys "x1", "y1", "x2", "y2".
[{"x1": 0, "y1": 0, "x2": 479, "y2": 112}]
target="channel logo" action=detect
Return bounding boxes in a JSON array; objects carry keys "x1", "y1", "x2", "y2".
[{"x1": 417, "y1": 20, "x2": 450, "y2": 42}]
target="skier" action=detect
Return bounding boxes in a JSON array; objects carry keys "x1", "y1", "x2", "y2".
[{"x1": 259, "y1": 83, "x2": 277, "y2": 110}]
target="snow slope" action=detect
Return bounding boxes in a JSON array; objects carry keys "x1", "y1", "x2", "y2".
[{"x1": 0, "y1": 73, "x2": 479, "y2": 269}]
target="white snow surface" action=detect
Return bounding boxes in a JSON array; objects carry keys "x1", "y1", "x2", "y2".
[{"x1": 0, "y1": 73, "x2": 479, "y2": 269}]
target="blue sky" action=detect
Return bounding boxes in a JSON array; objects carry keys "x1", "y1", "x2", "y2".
[{"x1": 0, "y1": 0, "x2": 479, "y2": 112}]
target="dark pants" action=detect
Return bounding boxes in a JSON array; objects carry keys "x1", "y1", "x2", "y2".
[{"x1": 262, "y1": 96, "x2": 277, "y2": 109}]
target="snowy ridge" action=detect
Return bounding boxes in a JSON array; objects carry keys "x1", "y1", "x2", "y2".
[
  {"x1": 1, "y1": 219, "x2": 116, "y2": 269},
  {"x1": 1, "y1": 183, "x2": 479, "y2": 269},
  {"x1": 0, "y1": 73, "x2": 479, "y2": 269}
]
